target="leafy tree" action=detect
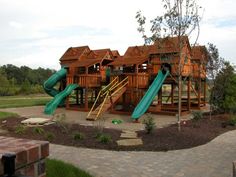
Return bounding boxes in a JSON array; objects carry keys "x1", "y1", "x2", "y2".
[
  {"x1": 0, "y1": 64, "x2": 55, "y2": 95},
  {"x1": 224, "y1": 75, "x2": 236, "y2": 113},
  {"x1": 136, "y1": 0, "x2": 203, "y2": 131},
  {"x1": 206, "y1": 43, "x2": 225, "y2": 117},
  {"x1": 211, "y1": 61, "x2": 235, "y2": 112}
]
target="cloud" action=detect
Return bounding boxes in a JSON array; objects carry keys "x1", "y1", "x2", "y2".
[{"x1": 0, "y1": 0, "x2": 236, "y2": 69}]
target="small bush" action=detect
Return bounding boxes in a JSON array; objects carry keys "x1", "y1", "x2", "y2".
[
  {"x1": 32, "y1": 127, "x2": 45, "y2": 135},
  {"x1": 45, "y1": 132, "x2": 55, "y2": 142},
  {"x1": 143, "y1": 114, "x2": 156, "y2": 134},
  {"x1": 228, "y1": 116, "x2": 236, "y2": 126},
  {"x1": 192, "y1": 111, "x2": 203, "y2": 121},
  {"x1": 98, "y1": 134, "x2": 111, "y2": 144},
  {"x1": 73, "y1": 132, "x2": 85, "y2": 140},
  {"x1": 15, "y1": 124, "x2": 27, "y2": 134},
  {"x1": 54, "y1": 113, "x2": 68, "y2": 133},
  {"x1": 94, "y1": 132, "x2": 103, "y2": 139}
]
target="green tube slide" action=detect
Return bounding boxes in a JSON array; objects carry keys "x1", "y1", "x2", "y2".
[
  {"x1": 43, "y1": 68, "x2": 67, "y2": 97},
  {"x1": 43, "y1": 68, "x2": 79, "y2": 115},
  {"x1": 44, "y1": 84, "x2": 79, "y2": 115},
  {"x1": 131, "y1": 70, "x2": 169, "y2": 119}
]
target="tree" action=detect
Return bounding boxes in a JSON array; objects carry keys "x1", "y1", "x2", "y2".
[
  {"x1": 206, "y1": 43, "x2": 225, "y2": 117},
  {"x1": 210, "y1": 61, "x2": 235, "y2": 113},
  {"x1": 136, "y1": 0, "x2": 202, "y2": 131},
  {"x1": 224, "y1": 75, "x2": 236, "y2": 113}
]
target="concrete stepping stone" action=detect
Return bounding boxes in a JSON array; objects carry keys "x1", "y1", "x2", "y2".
[
  {"x1": 117, "y1": 138, "x2": 143, "y2": 146},
  {"x1": 21, "y1": 117, "x2": 52, "y2": 126},
  {"x1": 120, "y1": 132, "x2": 137, "y2": 139}
]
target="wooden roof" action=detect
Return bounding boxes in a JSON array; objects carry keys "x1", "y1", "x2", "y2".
[
  {"x1": 191, "y1": 46, "x2": 208, "y2": 61},
  {"x1": 68, "y1": 48, "x2": 114, "y2": 67},
  {"x1": 60, "y1": 46, "x2": 90, "y2": 61},
  {"x1": 111, "y1": 50, "x2": 120, "y2": 58}
]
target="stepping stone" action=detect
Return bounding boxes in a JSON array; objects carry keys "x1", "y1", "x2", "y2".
[
  {"x1": 120, "y1": 132, "x2": 137, "y2": 139},
  {"x1": 21, "y1": 118, "x2": 51, "y2": 126},
  {"x1": 117, "y1": 138, "x2": 143, "y2": 146},
  {"x1": 0, "y1": 129, "x2": 8, "y2": 134}
]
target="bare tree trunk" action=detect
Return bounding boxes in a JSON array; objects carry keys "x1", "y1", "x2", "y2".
[{"x1": 178, "y1": 75, "x2": 182, "y2": 131}]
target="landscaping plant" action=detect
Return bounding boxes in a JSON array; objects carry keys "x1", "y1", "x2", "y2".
[
  {"x1": 143, "y1": 113, "x2": 156, "y2": 134},
  {"x1": 32, "y1": 127, "x2": 45, "y2": 135},
  {"x1": 73, "y1": 132, "x2": 85, "y2": 140},
  {"x1": 192, "y1": 111, "x2": 203, "y2": 122},
  {"x1": 14, "y1": 124, "x2": 27, "y2": 134},
  {"x1": 97, "y1": 133, "x2": 112, "y2": 144},
  {"x1": 45, "y1": 132, "x2": 55, "y2": 142}
]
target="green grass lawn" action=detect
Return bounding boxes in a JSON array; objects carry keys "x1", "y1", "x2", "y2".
[
  {"x1": 46, "y1": 159, "x2": 93, "y2": 177},
  {"x1": 0, "y1": 111, "x2": 19, "y2": 119},
  {"x1": 0, "y1": 95, "x2": 51, "y2": 108}
]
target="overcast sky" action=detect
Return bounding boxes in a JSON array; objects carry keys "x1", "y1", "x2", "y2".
[{"x1": 0, "y1": 0, "x2": 235, "y2": 69}]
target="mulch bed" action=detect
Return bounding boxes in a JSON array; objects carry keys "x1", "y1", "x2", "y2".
[{"x1": 0, "y1": 114, "x2": 235, "y2": 151}]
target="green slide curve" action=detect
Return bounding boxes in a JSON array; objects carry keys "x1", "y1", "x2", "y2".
[
  {"x1": 44, "y1": 84, "x2": 79, "y2": 115},
  {"x1": 43, "y1": 68, "x2": 67, "y2": 97},
  {"x1": 131, "y1": 70, "x2": 169, "y2": 119}
]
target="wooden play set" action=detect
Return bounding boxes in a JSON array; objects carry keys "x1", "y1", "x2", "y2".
[{"x1": 44, "y1": 36, "x2": 207, "y2": 120}]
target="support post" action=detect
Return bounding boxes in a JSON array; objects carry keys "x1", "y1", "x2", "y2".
[
  {"x1": 198, "y1": 78, "x2": 201, "y2": 109},
  {"x1": 187, "y1": 77, "x2": 191, "y2": 111},
  {"x1": 204, "y1": 79, "x2": 206, "y2": 106},
  {"x1": 171, "y1": 83, "x2": 174, "y2": 106}
]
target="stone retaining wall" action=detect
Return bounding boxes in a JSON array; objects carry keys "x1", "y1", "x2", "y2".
[{"x1": 0, "y1": 136, "x2": 49, "y2": 177}]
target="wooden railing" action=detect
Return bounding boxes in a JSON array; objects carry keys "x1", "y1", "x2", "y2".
[
  {"x1": 76, "y1": 74, "x2": 101, "y2": 87},
  {"x1": 66, "y1": 74, "x2": 101, "y2": 87},
  {"x1": 111, "y1": 73, "x2": 149, "y2": 88}
]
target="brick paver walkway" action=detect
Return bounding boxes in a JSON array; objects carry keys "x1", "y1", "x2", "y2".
[{"x1": 50, "y1": 130, "x2": 236, "y2": 177}]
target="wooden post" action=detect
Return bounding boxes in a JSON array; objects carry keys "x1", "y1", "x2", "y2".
[
  {"x1": 198, "y1": 78, "x2": 201, "y2": 109},
  {"x1": 66, "y1": 96, "x2": 69, "y2": 109},
  {"x1": 187, "y1": 77, "x2": 191, "y2": 111},
  {"x1": 80, "y1": 89, "x2": 83, "y2": 104},
  {"x1": 85, "y1": 67, "x2": 89, "y2": 111},
  {"x1": 204, "y1": 79, "x2": 206, "y2": 106},
  {"x1": 171, "y1": 83, "x2": 174, "y2": 106},
  {"x1": 76, "y1": 89, "x2": 79, "y2": 105},
  {"x1": 158, "y1": 87, "x2": 162, "y2": 105},
  {"x1": 85, "y1": 88, "x2": 88, "y2": 111}
]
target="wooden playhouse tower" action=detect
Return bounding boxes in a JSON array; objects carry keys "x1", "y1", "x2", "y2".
[{"x1": 59, "y1": 36, "x2": 208, "y2": 120}]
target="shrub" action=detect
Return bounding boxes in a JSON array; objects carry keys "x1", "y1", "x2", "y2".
[
  {"x1": 45, "y1": 132, "x2": 55, "y2": 142},
  {"x1": 143, "y1": 114, "x2": 156, "y2": 134},
  {"x1": 53, "y1": 113, "x2": 68, "y2": 133},
  {"x1": 15, "y1": 124, "x2": 27, "y2": 134},
  {"x1": 228, "y1": 116, "x2": 236, "y2": 126},
  {"x1": 192, "y1": 111, "x2": 203, "y2": 121},
  {"x1": 32, "y1": 127, "x2": 45, "y2": 135},
  {"x1": 73, "y1": 132, "x2": 85, "y2": 140},
  {"x1": 98, "y1": 134, "x2": 111, "y2": 144}
]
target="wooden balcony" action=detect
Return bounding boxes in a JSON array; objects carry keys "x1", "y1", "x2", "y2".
[{"x1": 67, "y1": 74, "x2": 102, "y2": 88}]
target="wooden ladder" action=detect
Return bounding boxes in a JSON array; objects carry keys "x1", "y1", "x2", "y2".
[{"x1": 87, "y1": 77, "x2": 128, "y2": 121}]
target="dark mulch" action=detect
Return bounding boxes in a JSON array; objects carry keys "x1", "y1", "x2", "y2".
[{"x1": 0, "y1": 114, "x2": 235, "y2": 151}]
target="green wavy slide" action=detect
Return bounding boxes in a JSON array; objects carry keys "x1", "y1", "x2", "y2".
[
  {"x1": 43, "y1": 68, "x2": 79, "y2": 115},
  {"x1": 131, "y1": 70, "x2": 169, "y2": 119}
]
